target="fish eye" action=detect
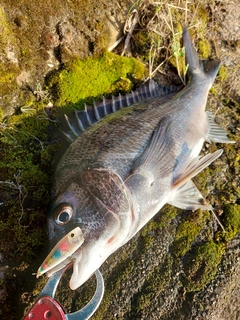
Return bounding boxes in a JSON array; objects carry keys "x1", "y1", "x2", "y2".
[{"x1": 54, "y1": 203, "x2": 73, "y2": 225}]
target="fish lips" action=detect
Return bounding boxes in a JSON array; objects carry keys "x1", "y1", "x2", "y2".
[{"x1": 69, "y1": 239, "x2": 108, "y2": 290}]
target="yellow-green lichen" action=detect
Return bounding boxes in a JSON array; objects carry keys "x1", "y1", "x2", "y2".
[
  {"x1": 47, "y1": 51, "x2": 146, "y2": 113},
  {"x1": 182, "y1": 241, "x2": 224, "y2": 292}
]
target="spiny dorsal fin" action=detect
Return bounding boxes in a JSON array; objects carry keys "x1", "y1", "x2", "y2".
[{"x1": 62, "y1": 79, "x2": 181, "y2": 142}]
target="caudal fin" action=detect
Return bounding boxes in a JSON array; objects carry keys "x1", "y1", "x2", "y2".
[{"x1": 183, "y1": 26, "x2": 221, "y2": 86}]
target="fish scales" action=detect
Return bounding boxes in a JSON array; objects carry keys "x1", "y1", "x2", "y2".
[
  {"x1": 39, "y1": 27, "x2": 235, "y2": 291},
  {"x1": 56, "y1": 89, "x2": 206, "y2": 185},
  {"x1": 62, "y1": 80, "x2": 181, "y2": 142},
  {"x1": 56, "y1": 90, "x2": 181, "y2": 187}
]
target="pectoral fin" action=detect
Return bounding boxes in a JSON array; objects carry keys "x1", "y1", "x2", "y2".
[
  {"x1": 207, "y1": 111, "x2": 235, "y2": 143},
  {"x1": 131, "y1": 116, "x2": 174, "y2": 180},
  {"x1": 173, "y1": 149, "x2": 223, "y2": 188},
  {"x1": 168, "y1": 180, "x2": 211, "y2": 210}
]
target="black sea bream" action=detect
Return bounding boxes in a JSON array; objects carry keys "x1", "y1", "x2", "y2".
[{"x1": 37, "y1": 27, "x2": 234, "y2": 290}]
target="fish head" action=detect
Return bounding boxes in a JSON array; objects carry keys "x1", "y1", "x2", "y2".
[{"x1": 40, "y1": 168, "x2": 134, "y2": 289}]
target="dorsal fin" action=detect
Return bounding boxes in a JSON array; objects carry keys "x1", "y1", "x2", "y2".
[{"x1": 61, "y1": 79, "x2": 181, "y2": 142}]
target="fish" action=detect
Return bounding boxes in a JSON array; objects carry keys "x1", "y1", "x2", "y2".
[{"x1": 37, "y1": 27, "x2": 235, "y2": 290}]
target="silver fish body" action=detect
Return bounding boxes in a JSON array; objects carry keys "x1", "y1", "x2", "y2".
[{"x1": 45, "y1": 27, "x2": 234, "y2": 290}]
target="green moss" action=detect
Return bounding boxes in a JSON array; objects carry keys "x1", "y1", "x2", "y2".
[
  {"x1": 1, "y1": 108, "x2": 49, "y2": 146},
  {"x1": 217, "y1": 204, "x2": 240, "y2": 242},
  {"x1": 158, "y1": 205, "x2": 179, "y2": 229},
  {"x1": 134, "y1": 31, "x2": 150, "y2": 58},
  {"x1": 0, "y1": 6, "x2": 20, "y2": 116},
  {"x1": 0, "y1": 106, "x2": 4, "y2": 121},
  {"x1": 172, "y1": 210, "x2": 210, "y2": 258},
  {"x1": 198, "y1": 38, "x2": 211, "y2": 58},
  {"x1": 47, "y1": 51, "x2": 146, "y2": 112},
  {"x1": 0, "y1": 97, "x2": 59, "y2": 317},
  {"x1": 196, "y1": 5, "x2": 210, "y2": 31},
  {"x1": 134, "y1": 254, "x2": 173, "y2": 313},
  {"x1": 234, "y1": 150, "x2": 240, "y2": 168},
  {"x1": 141, "y1": 205, "x2": 178, "y2": 238},
  {"x1": 169, "y1": 30, "x2": 186, "y2": 78},
  {"x1": 183, "y1": 241, "x2": 224, "y2": 292},
  {"x1": 94, "y1": 21, "x2": 110, "y2": 53},
  {"x1": 0, "y1": 6, "x2": 16, "y2": 46},
  {"x1": 218, "y1": 65, "x2": 228, "y2": 81},
  {"x1": 71, "y1": 259, "x2": 135, "y2": 319},
  {"x1": 139, "y1": 205, "x2": 178, "y2": 252},
  {"x1": 0, "y1": 100, "x2": 57, "y2": 258}
]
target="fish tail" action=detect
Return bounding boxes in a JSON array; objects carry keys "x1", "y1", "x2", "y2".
[{"x1": 183, "y1": 26, "x2": 221, "y2": 86}]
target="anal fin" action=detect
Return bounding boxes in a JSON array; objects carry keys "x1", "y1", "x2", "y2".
[
  {"x1": 168, "y1": 180, "x2": 212, "y2": 211},
  {"x1": 207, "y1": 111, "x2": 235, "y2": 144}
]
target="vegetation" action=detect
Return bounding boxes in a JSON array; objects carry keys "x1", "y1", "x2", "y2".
[
  {"x1": 47, "y1": 51, "x2": 146, "y2": 112},
  {"x1": 182, "y1": 241, "x2": 224, "y2": 292}
]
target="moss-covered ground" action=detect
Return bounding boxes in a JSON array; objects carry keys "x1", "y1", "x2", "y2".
[{"x1": 0, "y1": 0, "x2": 239, "y2": 319}]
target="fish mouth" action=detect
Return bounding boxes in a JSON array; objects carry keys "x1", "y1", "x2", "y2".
[
  {"x1": 36, "y1": 226, "x2": 84, "y2": 278},
  {"x1": 69, "y1": 242, "x2": 107, "y2": 290}
]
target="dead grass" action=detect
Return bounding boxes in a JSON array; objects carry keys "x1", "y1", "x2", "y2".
[{"x1": 117, "y1": 0, "x2": 217, "y2": 84}]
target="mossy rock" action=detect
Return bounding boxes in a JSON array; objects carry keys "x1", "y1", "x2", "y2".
[
  {"x1": 47, "y1": 51, "x2": 146, "y2": 112},
  {"x1": 182, "y1": 241, "x2": 224, "y2": 292},
  {"x1": 172, "y1": 210, "x2": 210, "y2": 258},
  {"x1": 217, "y1": 203, "x2": 240, "y2": 242},
  {"x1": 133, "y1": 254, "x2": 173, "y2": 313},
  {"x1": 0, "y1": 5, "x2": 21, "y2": 116}
]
